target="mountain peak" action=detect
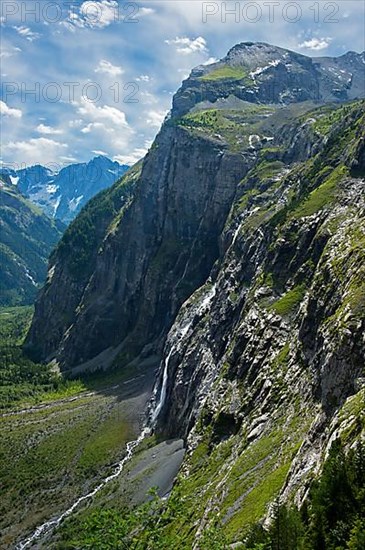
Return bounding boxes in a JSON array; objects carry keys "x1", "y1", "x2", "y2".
[{"x1": 172, "y1": 42, "x2": 365, "y2": 117}]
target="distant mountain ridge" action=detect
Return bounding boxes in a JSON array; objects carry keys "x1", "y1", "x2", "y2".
[{"x1": 0, "y1": 156, "x2": 129, "y2": 224}]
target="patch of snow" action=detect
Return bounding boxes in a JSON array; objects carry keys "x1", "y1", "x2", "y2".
[
  {"x1": 53, "y1": 196, "x2": 61, "y2": 216},
  {"x1": 47, "y1": 265, "x2": 56, "y2": 282},
  {"x1": 68, "y1": 195, "x2": 83, "y2": 213},
  {"x1": 46, "y1": 184, "x2": 58, "y2": 194},
  {"x1": 250, "y1": 67, "x2": 265, "y2": 78},
  {"x1": 24, "y1": 269, "x2": 37, "y2": 286},
  {"x1": 180, "y1": 322, "x2": 192, "y2": 338},
  {"x1": 9, "y1": 175, "x2": 19, "y2": 186},
  {"x1": 250, "y1": 59, "x2": 281, "y2": 80}
]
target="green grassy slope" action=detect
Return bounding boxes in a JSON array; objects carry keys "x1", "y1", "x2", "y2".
[{"x1": 0, "y1": 182, "x2": 64, "y2": 306}]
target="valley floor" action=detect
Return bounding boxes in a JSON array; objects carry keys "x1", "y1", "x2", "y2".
[{"x1": 0, "y1": 364, "x2": 161, "y2": 549}]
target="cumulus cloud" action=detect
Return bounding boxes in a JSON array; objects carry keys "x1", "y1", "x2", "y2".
[
  {"x1": 0, "y1": 100, "x2": 22, "y2": 118},
  {"x1": 70, "y1": 97, "x2": 134, "y2": 156},
  {"x1": 76, "y1": 96, "x2": 129, "y2": 128},
  {"x1": 202, "y1": 57, "x2": 218, "y2": 66},
  {"x1": 298, "y1": 37, "x2": 332, "y2": 51},
  {"x1": 139, "y1": 91, "x2": 159, "y2": 105},
  {"x1": 67, "y1": 0, "x2": 119, "y2": 30},
  {"x1": 81, "y1": 122, "x2": 106, "y2": 133},
  {"x1": 13, "y1": 26, "x2": 40, "y2": 42},
  {"x1": 165, "y1": 36, "x2": 208, "y2": 55},
  {"x1": 69, "y1": 119, "x2": 84, "y2": 128},
  {"x1": 2, "y1": 138, "x2": 68, "y2": 164},
  {"x1": 95, "y1": 59, "x2": 124, "y2": 77},
  {"x1": 2, "y1": 0, "x2": 363, "y2": 168},
  {"x1": 36, "y1": 124, "x2": 63, "y2": 135}
]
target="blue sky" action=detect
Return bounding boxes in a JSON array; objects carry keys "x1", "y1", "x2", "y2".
[{"x1": 1, "y1": 0, "x2": 364, "y2": 168}]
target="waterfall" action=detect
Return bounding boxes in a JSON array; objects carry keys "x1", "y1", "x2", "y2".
[
  {"x1": 232, "y1": 220, "x2": 244, "y2": 245},
  {"x1": 16, "y1": 427, "x2": 151, "y2": 549},
  {"x1": 150, "y1": 284, "x2": 216, "y2": 426},
  {"x1": 151, "y1": 347, "x2": 174, "y2": 425}
]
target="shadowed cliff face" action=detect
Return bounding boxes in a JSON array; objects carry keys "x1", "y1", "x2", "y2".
[
  {"x1": 26, "y1": 125, "x2": 250, "y2": 370},
  {"x1": 59, "y1": 127, "x2": 251, "y2": 369}
]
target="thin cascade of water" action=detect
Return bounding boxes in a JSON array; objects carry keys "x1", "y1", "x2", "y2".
[
  {"x1": 151, "y1": 347, "x2": 174, "y2": 425},
  {"x1": 150, "y1": 284, "x2": 216, "y2": 426}
]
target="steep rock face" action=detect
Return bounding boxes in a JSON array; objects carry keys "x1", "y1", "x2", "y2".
[
  {"x1": 148, "y1": 101, "x2": 365, "y2": 543},
  {"x1": 25, "y1": 163, "x2": 141, "y2": 361},
  {"x1": 28, "y1": 127, "x2": 249, "y2": 368}
]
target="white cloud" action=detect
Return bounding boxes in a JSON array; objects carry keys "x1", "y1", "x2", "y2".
[
  {"x1": 2, "y1": 0, "x2": 363, "y2": 168},
  {"x1": 0, "y1": 46, "x2": 21, "y2": 59},
  {"x1": 69, "y1": 119, "x2": 84, "y2": 128},
  {"x1": 137, "y1": 75, "x2": 151, "y2": 82},
  {"x1": 92, "y1": 150, "x2": 108, "y2": 156},
  {"x1": 95, "y1": 59, "x2": 124, "y2": 77},
  {"x1": 139, "y1": 7, "x2": 155, "y2": 17},
  {"x1": 67, "y1": 0, "x2": 119, "y2": 30},
  {"x1": 3, "y1": 138, "x2": 68, "y2": 165},
  {"x1": 165, "y1": 36, "x2": 208, "y2": 55},
  {"x1": 13, "y1": 26, "x2": 40, "y2": 42},
  {"x1": 36, "y1": 124, "x2": 63, "y2": 135},
  {"x1": 60, "y1": 156, "x2": 77, "y2": 163},
  {"x1": 70, "y1": 97, "x2": 134, "y2": 156},
  {"x1": 298, "y1": 37, "x2": 332, "y2": 51},
  {"x1": 81, "y1": 122, "x2": 105, "y2": 133},
  {"x1": 0, "y1": 100, "x2": 22, "y2": 118},
  {"x1": 76, "y1": 96, "x2": 129, "y2": 128},
  {"x1": 145, "y1": 110, "x2": 168, "y2": 128},
  {"x1": 139, "y1": 91, "x2": 159, "y2": 105}
]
